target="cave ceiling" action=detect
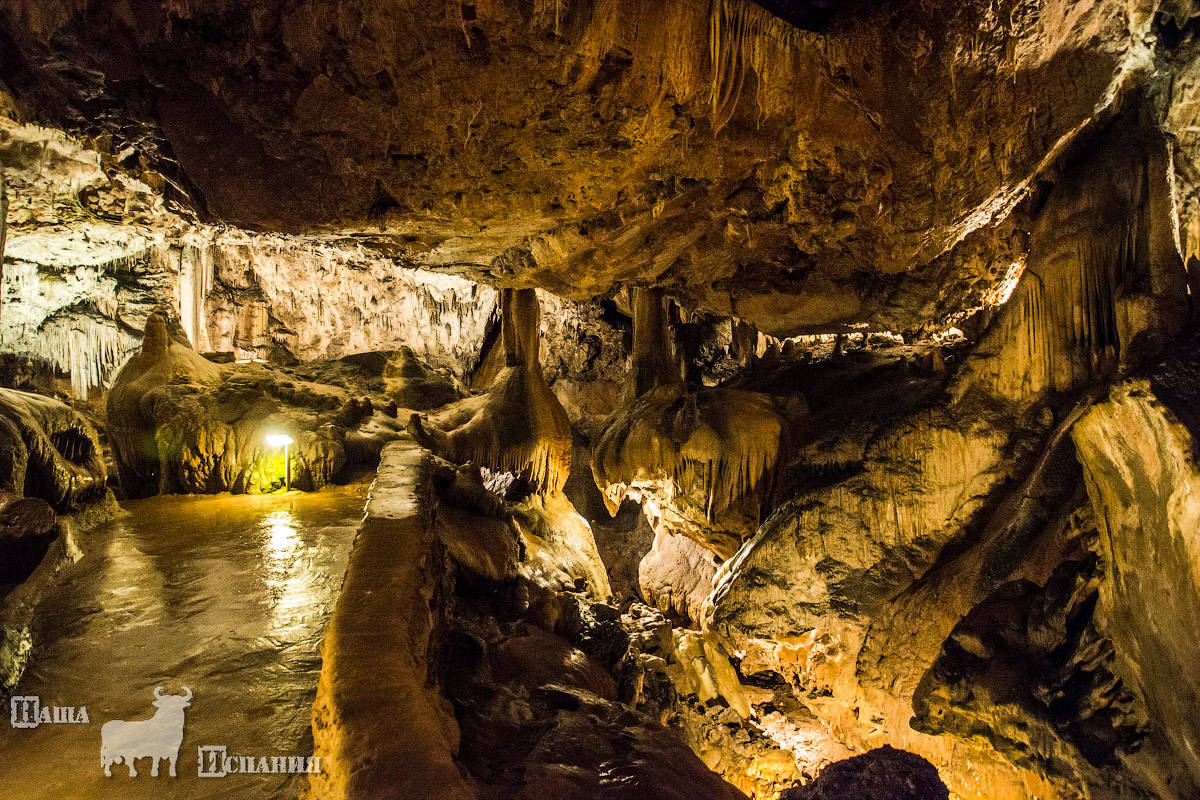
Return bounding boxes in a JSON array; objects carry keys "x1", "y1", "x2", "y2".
[{"x1": 2, "y1": 0, "x2": 1200, "y2": 336}]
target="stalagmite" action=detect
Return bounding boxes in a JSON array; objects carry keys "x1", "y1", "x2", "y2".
[
  {"x1": 410, "y1": 288, "x2": 573, "y2": 494},
  {"x1": 106, "y1": 310, "x2": 413, "y2": 497},
  {"x1": 10, "y1": 4, "x2": 1200, "y2": 799},
  {"x1": 591, "y1": 288, "x2": 797, "y2": 558}
]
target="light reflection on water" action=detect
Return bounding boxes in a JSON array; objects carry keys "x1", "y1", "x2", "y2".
[{"x1": 0, "y1": 484, "x2": 367, "y2": 799}]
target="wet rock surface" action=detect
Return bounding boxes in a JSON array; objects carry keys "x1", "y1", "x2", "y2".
[{"x1": 9, "y1": 2, "x2": 1200, "y2": 798}]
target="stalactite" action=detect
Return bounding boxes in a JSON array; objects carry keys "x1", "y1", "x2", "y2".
[
  {"x1": 0, "y1": 169, "x2": 8, "y2": 327},
  {"x1": 0, "y1": 255, "x2": 145, "y2": 396},
  {"x1": 177, "y1": 241, "x2": 215, "y2": 351},
  {"x1": 630, "y1": 287, "x2": 682, "y2": 398},
  {"x1": 593, "y1": 385, "x2": 783, "y2": 526},
  {"x1": 592, "y1": 285, "x2": 794, "y2": 557},
  {"x1": 570, "y1": 0, "x2": 802, "y2": 133},
  {"x1": 706, "y1": 0, "x2": 805, "y2": 132},
  {"x1": 412, "y1": 288, "x2": 573, "y2": 495},
  {"x1": 9, "y1": 315, "x2": 141, "y2": 397},
  {"x1": 956, "y1": 112, "x2": 1189, "y2": 403}
]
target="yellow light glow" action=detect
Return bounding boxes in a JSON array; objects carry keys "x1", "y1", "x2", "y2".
[
  {"x1": 265, "y1": 433, "x2": 294, "y2": 447},
  {"x1": 266, "y1": 514, "x2": 299, "y2": 557}
]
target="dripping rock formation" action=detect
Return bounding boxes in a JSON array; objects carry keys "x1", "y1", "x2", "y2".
[{"x1": 6, "y1": 2, "x2": 1200, "y2": 800}]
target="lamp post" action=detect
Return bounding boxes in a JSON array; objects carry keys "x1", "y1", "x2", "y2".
[{"x1": 265, "y1": 433, "x2": 294, "y2": 492}]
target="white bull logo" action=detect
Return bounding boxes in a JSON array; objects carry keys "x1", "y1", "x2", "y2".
[{"x1": 100, "y1": 686, "x2": 193, "y2": 777}]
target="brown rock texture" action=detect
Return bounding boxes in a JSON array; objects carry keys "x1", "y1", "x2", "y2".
[
  {"x1": 638, "y1": 526, "x2": 720, "y2": 626},
  {"x1": 11, "y1": 2, "x2": 1200, "y2": 799},
  {"x1": 0, "y1": 386, "x2": 107, "y2": 511},
  {"x1": 1072, "y1": 380, "x2": 1200, "y2": 798},
  {"x1": 0, "y1": 0, "x2": 1164, "y2": 334},
  {"x1": 703, "y1": 105, "x2": 1195, "y2": 800},
  {"x1": 309, "y1": 436, "x2": 472, "y2": 800}
]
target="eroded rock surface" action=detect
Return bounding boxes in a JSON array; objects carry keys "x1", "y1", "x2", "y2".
[
  {"x1": 105, "y1": 309, "x2": 471, "y2": 496},
  {"x1": 1072, "y1": 380, "x2": 1200, "y2": 797},
  {"x1": 0, "y1": 386, "x2": 107, "y2": 511},
  {"x1": 10, "y1": 2, "x2": 1200, "y2": 799},
  {"x1": 0, "y1": 0, "x2": 1168, "y2": 336},
  {"x1": 703, "y1": 106, "x2": 1195, "y2": 800}
]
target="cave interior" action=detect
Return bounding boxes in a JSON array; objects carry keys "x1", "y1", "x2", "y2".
[{"x1": 3, "y1": 1, "x2": 1200, "y2": 799}]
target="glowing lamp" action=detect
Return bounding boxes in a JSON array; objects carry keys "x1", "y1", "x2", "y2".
[{"x1": 265, "y1": 432, "x2": 295, "y2": 491}]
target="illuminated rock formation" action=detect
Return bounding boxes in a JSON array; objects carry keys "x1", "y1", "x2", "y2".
[
  {"x1": 955, "y1": 111, "x2": 1189, "y2": 404},
  {"x1": 508, "y1": 489, "x2": 613, "y2": 599},
  {"x1": 412, "y1": 287, "x2": 574, "y2": 495},
  {"x1": 638, "y1": 527, "x2": 720, "y2": 626},
  {"x1": 592, "y1": 288, "x2": 796, "y2": 558},
  {"x1": 106, "y1": 310, "x2": 474, "y2": 496},
  {"x1": 705, "y1": 110, "x2": 1195, "y2": 800},
  {"x1": 11, "y1": 2, "x2": 1200, "y2": 799},
  {"x1": 408, "y1": 287, "x2": 611, "y2": 598},
  {"x1": 1071, "y1": 379, "x2": 1200, "y2": 797},
  {"x1": 0, "y1": 387, "x2": 107, "y2": 512}
]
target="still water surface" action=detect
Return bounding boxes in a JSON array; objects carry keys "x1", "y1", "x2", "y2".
[{"x1": 0, "y1": 483, "x2": 367, "y2": 798}]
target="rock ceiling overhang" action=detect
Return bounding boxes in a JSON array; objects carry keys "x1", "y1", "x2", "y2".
[{"x1": 0, "y1": 0, "x2": 1194, "y2": 337}]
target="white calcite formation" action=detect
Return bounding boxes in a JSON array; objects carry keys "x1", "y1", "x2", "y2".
[
  {"x1": 0, "y1": 114, "x2": 498, "y2": 396},
  {"x1": 11, "y1": 3, "x2": 1200, "y2": 799}
]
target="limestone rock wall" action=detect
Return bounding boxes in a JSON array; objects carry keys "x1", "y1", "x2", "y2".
[
  {"x1": 0, "y1": 103, "x2": 502, "y2": 394},
  {"x1": 196, "y1": 233, "x2": 498, "y2": 375},
  {"x1": 1072, "y1": 380, "x2": 1200, "y2": 798},
  {"x1": 639, "y1": 527, "x2": 720, "y2": 627},
  {"x1": 955, "y1": 111, "x2": 1189, "y2": 403},
  {"x1": 701, "y1": 105, "x2": 1194, "y2": 800}
]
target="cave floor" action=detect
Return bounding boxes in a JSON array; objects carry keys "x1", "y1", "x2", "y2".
[{"x1": 0, "y1": 481, "x2": 368, "y2": 798}]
